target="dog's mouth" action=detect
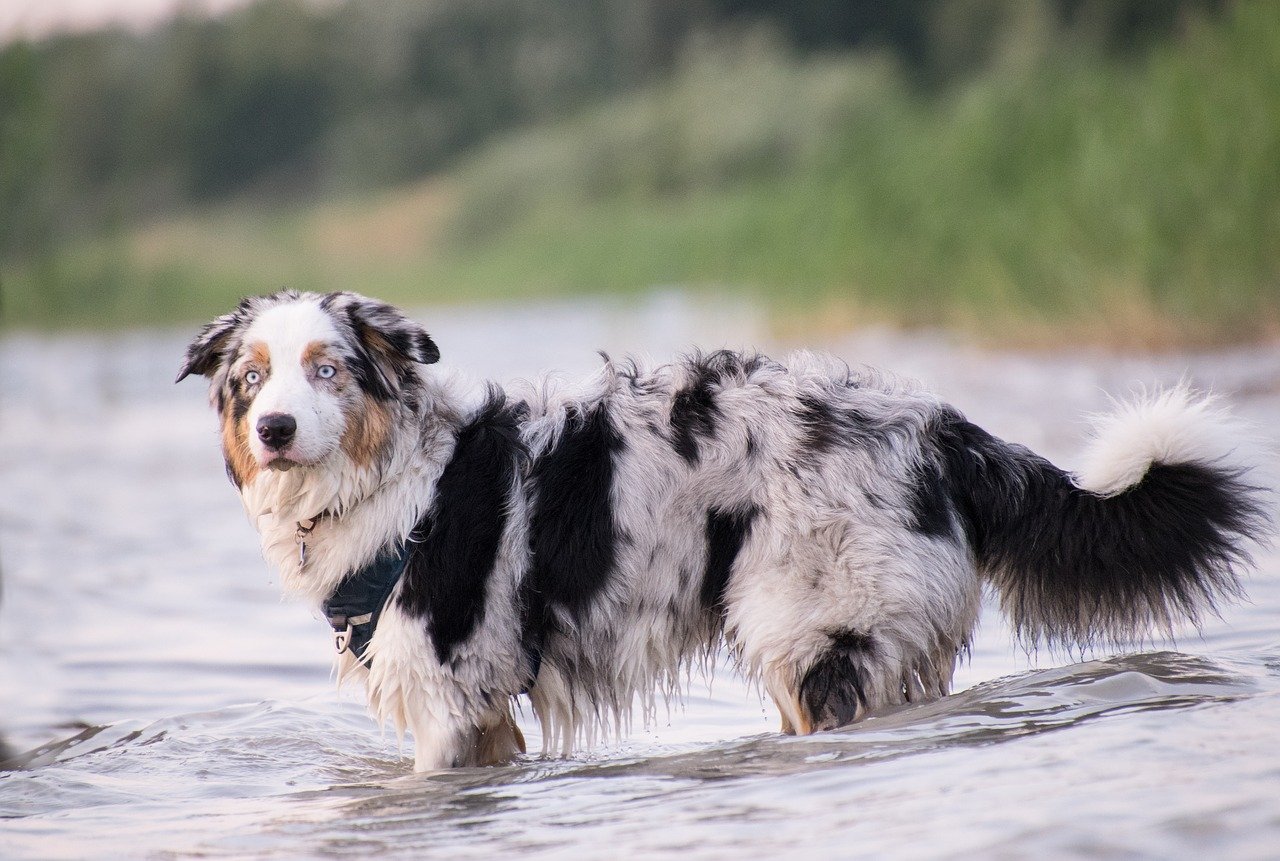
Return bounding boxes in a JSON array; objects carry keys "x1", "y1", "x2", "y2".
[
  {"x1": 254, "y1": 440, "x2": 334, "y2": 471},
  {"x1": 261, "y1": 449, "x2": 328, "y2": 470}
]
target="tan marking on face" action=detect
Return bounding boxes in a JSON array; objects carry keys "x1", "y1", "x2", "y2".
[
  {"x1": 221, "y1": 405, "x2": 260, "y2": 487},
  {"x1": 301, "y1": 340, "x2": 332, "y2": 367},
  {"x1": 340, "y1": 391, "x2": 394, "y2": 468},
  {"x1": 247, "y1": 341, "x2": 271, "y2": 369}
]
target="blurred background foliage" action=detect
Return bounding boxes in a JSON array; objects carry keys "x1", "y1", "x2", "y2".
[{"x1": 1, "y1": 0, "x2": 1275, "y2": 346}]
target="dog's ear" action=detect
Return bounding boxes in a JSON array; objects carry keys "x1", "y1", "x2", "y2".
[
  {"x1": 330, "y1": 293, "x2": 440, "y2": 399},
  {"x1": 350, "y1": 300, "x2": 440, "y2": 366},
  {"x1": 176, "y1": 307, "x2": 246, "y2": 383}
]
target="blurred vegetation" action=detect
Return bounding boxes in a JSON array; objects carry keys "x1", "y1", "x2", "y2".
[{"x1": 2, "y1": 0, "x2": 1276, "y2": 346}]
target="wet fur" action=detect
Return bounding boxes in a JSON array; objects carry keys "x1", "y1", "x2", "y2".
[{"x1": 179, "y1": 291, "x2": 1268, "y2": 771}]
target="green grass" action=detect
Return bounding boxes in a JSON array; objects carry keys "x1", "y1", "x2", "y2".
[
  {"x1": 5, "y1": 3, "x2": 1279, "y2": 346},
  {"x1": 435, "y1": 4, "x2": 1280, "y2": 346}
]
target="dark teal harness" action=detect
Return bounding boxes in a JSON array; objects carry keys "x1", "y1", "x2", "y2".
[
  {"x1": 321, "y1": 545, "x2": 409, "y2": 668},
  {"x1": 317, "y1": 541, "x2": 542, "y2": 688}
]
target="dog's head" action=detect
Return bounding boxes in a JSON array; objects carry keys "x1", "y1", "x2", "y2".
[{"x1": 177, "y1": 291, "x2": 439, "y2": 487}]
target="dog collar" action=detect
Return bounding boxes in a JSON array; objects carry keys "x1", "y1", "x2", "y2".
[
  {"x1": 295, "y1": 515, "x2": 328, "y2": 566},
  {"x1": 321, "y1": 545, "x2": 409, "y2": 668}
]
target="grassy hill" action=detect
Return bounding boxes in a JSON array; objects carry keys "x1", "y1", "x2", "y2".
[{"x1": 5, "y1": 2, "x2": 1277, "y2": 347}]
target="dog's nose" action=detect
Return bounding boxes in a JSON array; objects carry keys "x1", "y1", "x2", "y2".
[{"x1": 256, "y1": 413, "x2": 297, "y2": 450}]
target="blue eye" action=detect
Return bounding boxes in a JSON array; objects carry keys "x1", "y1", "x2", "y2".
[
  {"x1": 317, "y1": 365, "x2": 336, "y2": 379},
  {"x1": 245, "y1": 370, "x2": 261, "y2": 385}
]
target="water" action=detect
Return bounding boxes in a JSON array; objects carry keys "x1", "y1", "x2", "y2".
[{"x1": 2, "y1": 292, "x2": 1279, "y2": 859}]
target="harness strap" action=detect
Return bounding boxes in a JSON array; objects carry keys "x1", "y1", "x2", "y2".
[
  {"x1": 321, "y1": 547, "x2": 409, "y2": 669},
  {"x1": 319, "y1": 542, "x2": 544, "y2": 688}
]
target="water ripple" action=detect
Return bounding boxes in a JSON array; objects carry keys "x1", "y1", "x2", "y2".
[
  {"x1": 2, "y1": 649, "x2": 1271, "y2": 861},
  {"x1": 4, "y1": 321, "x2": 1280, "y2": 859}
]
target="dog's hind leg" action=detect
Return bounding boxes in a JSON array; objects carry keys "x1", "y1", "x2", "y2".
[
  {"x1": 410, "y1": 707, "x2": 526, "y2": 770},
  {"x1": 798, "y1": 643, "x2": 869, "y2": 732},
  {"x1": 768, "y1": 631, "x2": 874, "y2": 735},
  {"x1": 469, "y1": 707, "x2": 526, "y2": 766}
]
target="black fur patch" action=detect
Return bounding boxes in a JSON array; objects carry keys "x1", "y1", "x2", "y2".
[
  {"x1": 908, "y1": 455, "x2": 955, "y2": 537},
  {"x1": 397, "y1": 390, "x2": 526, "y2": 665},
  {"x1": 844, "y1": 407, "x2": 902, "y2": 450},
  {"x1": 796, "y1": 393, "x2": 843, "y2": 453},
  {"x1": 670, "y1": 374, "x2": 719, "y2": 465},
  {"x1": 700, "y1": 506, "x2": 759, "y2": 613},
  {"x1": 799, "y1": 631, "x2": 875, "y2": 731},
  {"x1": 797, "y1": 401, "x2": 906, "y2": 462},
  {"x1": 670, "y1": 351, "x2": 765, "y2": 464},
  {"x1": 933, "y1": 409, "x2": 1265, "y2": 646},
  {"x1": 523, "y1": 404, "x2": 625, "y2": 657}
]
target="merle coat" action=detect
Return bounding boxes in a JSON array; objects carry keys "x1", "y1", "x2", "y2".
[{"x1": 179, "y1": 291, "x2": 1266, "y2": 770}]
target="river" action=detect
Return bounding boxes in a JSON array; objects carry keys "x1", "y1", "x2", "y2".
[{"x1": 2, "y1": 291, "x2": 1278, "y2": 859}]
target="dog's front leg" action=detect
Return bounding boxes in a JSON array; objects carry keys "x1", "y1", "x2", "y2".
[
  {"x1": 363, "y1": 610, "x2": 481, "y2": 771},
  {"x1": 409, "y1": 712, "x2": 469, "y2": 772},
  {"x1": 409, "y1": 707, "x2": 526, "y2": 770}
]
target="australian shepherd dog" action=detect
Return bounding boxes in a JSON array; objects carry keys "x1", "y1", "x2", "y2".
[{"x1": 178, "y1": 290, "x2": 1266, "y2": 771}]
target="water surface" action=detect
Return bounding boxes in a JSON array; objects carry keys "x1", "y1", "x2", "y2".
[{"x1": 2, "y1": 293, "x2": 1278, "y2": 859}]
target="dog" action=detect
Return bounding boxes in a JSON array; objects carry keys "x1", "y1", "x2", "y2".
[{"x1": 178, "y1": 290, "x2": 1266, "y2": 771}]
